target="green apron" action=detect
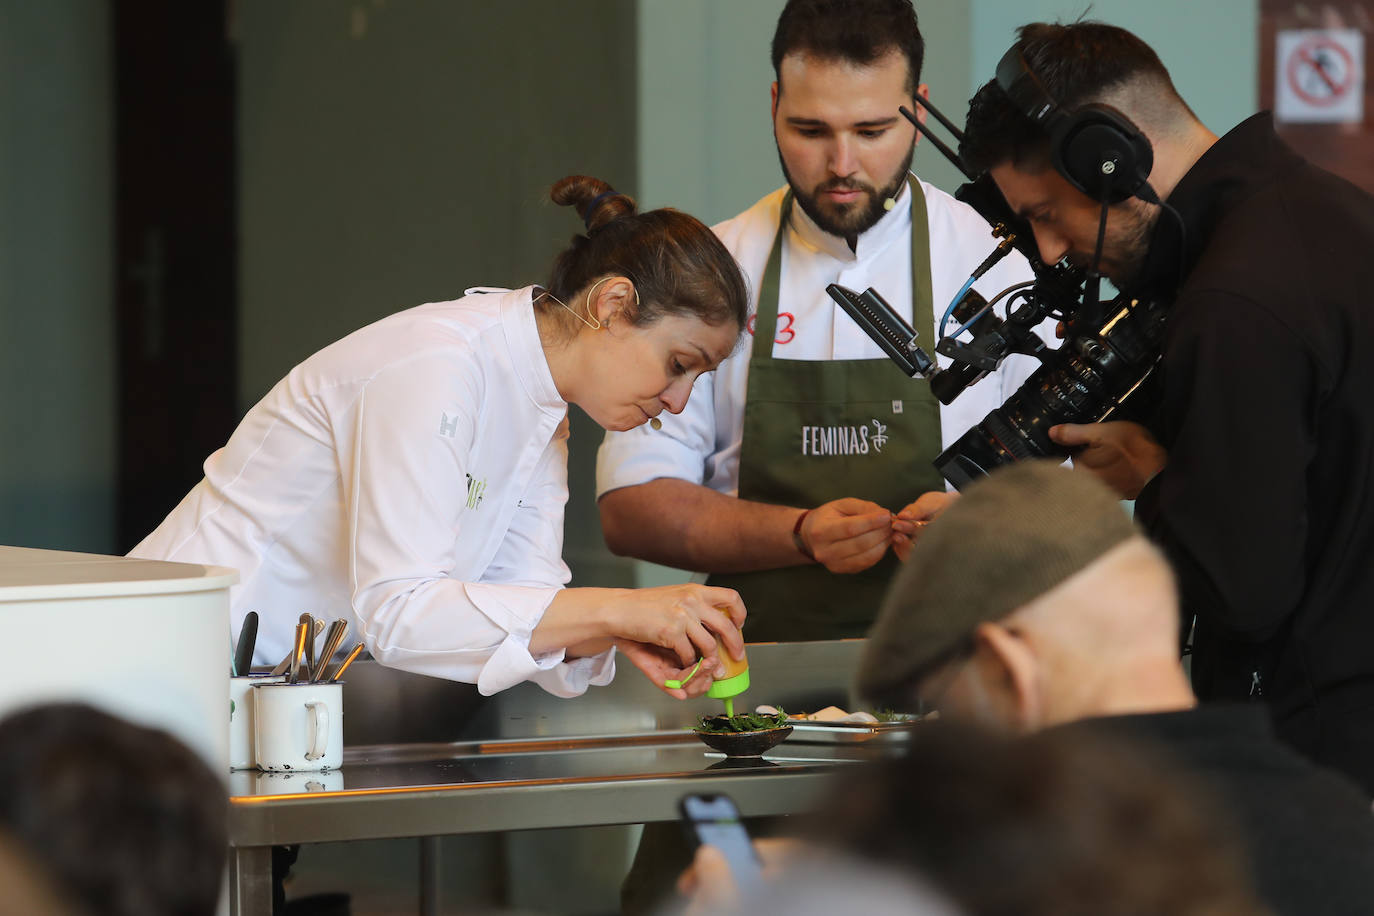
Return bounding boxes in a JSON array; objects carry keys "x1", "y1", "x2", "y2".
[{"x1": 708, "y1": 178, "x2": 945, "y2": 641}]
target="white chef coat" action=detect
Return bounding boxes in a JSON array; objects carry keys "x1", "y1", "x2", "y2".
[
  {"x1": 596, "y1": 179, "x2": 1046, "y2": 498},
  {"x1": 132, "y1": 286, "x2": 615, "y2": 697}
]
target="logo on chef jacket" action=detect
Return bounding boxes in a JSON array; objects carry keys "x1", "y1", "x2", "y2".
[
  {"x1": 800, "y1": 419, "x2": 889, "y2": 457},
  {"x1": 465, "y1": 473, "x2": 488, "y2": 509}
]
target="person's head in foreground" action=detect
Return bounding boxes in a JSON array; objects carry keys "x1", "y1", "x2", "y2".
[
  {"x1": 537, "y1": 175, "x2": 748, "y2": 432},
  {"x1": 859, "y1": 459, "x2": 1195, "y2": 729},
  {"x1": 678, "y1": 847, "x2": 961, "y2": 916},
  {"x1": 0, "y1": 703, "x2": 227, "y2": 916},
  {"x1": 676, "y1": 722, "x2": 1267, "y2": 916},
  {"x1": 810, "y1": 721, "x2": 1269, "y2": 916},
  {"x1": 0, "y1": 831, "x2": 75, "y2": 916}
]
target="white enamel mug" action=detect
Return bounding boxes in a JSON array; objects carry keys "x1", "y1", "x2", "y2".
[
  {"x1": 253, "y1": 681, "x2": 343, "y2": 771},
  {"x1": 229, "y1": 673, "x2": 286, "y2": 770}
]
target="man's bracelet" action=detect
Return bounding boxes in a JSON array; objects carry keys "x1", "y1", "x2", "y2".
[{"x1": 792, "y1": 509, "x2": 815, "y2": 562}]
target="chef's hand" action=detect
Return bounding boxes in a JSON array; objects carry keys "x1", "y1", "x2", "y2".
[
  {"x1": 891, "y1": 490, "x2": 959, "y2": 562},
  {"x1": 800, "y1": 498, "x2": 894, "y2": 574},
  {"x1": 677, "y1": 838, "x2": 802, "y2": 916},
  {"x1": 1050, "y1": 420, "x2": 1167, "y2": 499},
  {"x1": 606, "y1": 583, "x2": 746, "y2": 670},
  {"x1": 615, "y1": 640, "x2": 717, "y2": 699}
]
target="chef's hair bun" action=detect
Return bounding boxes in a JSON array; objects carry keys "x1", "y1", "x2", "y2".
[
  {"x1": 551, "y1": 176, "x2": 636, "y2": 234},
  {"x1": 542, "y1": 175, "x2": 747, "y2": 336}
]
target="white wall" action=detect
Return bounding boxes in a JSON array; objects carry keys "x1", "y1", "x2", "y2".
[
  {"x1": 636, "y1": 0, "x2": 784, "y2": 219},
  {"x1": 636, "y1": 0, "x2": 1260, "y2": 209},
  {"x1": 970, "y1": 0, "x2": 1259, "y2": 136}
]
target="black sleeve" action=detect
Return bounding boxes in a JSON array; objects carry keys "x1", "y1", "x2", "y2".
[{"x1": 1134, "y1": 289, "x2": 1317, "y2": 644}]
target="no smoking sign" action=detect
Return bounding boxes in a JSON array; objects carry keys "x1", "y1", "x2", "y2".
[{"x1": 1276, "y1": 29, "x2": 1364, "y2": 124}]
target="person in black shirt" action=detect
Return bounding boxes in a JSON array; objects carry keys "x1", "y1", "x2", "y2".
[
  {"x1": 859, "y1": 461, "x2": 1374, "y2": 916},
  {"x1": 957, "y1": 20, "x2": 1374, "y2": 795}
]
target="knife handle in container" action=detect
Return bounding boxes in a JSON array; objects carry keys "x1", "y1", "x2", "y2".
[
  {"x1": 328, "y1": 642, "x2": 366, "y2": 682},
  {"x1": 312, "y1": 619, "x2": 349, "y2": 683},
  {"x1": 233, "y1": 611, "x2": 259, "y2": 676}
]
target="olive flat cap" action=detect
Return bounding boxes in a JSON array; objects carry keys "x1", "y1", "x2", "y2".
[{"x1": 857, "y1": 460, "x2": 1139, "y2": 704}]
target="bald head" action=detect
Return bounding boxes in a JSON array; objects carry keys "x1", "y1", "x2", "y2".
[
  {"x1": 1015, "y1": 535, "x2": 1178, "y2": 654},
  {"x1": 1009, "y1": 534, "x2": 1192, "y2": 717},
  {"x1": 859, "y1": 460, "x2": 1139, "y2": 703},
  {"x1": 859, "y1": 461, "x2": 1196, "y2": 729}
]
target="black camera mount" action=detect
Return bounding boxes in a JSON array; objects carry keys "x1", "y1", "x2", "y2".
[{"x1": 825, "y1": 94, "x2": 1167, "y2": 489}]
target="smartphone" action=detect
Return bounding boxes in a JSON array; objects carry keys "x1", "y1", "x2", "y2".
[{"x1": 678, "y1": 792, "x2": 763, "y2": 892}]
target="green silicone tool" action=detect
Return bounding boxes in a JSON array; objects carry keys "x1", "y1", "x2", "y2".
[{"x1": 663, "y1": 657, "x2": 705, "y2": 690}]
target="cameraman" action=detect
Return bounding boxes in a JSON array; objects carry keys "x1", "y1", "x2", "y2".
[{"x1": 959, "y1": 21, "x2": 1374, "y2": 795}]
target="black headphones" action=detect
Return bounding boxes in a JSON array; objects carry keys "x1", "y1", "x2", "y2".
[{"x1": 994, "y1": 46, "x2": 1155, "y2": 204}]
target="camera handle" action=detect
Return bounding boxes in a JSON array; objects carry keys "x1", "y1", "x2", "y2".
[{"x1": 825, "y1": 283, "x2": 938, "y2": 379}]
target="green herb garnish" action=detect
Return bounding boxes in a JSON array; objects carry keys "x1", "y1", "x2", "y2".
[
  {"x1": 694, "y1": 709, "x2": 789, "y2": 734},
  {"x1": 873, "y1": 708, "x2": 919, "y2": 723}
]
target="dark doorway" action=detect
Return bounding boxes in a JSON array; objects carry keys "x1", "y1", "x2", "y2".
[{"x1": 113, "y1": 1, "x2": 238, "y2": 551}]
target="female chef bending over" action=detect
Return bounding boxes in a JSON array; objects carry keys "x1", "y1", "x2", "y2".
[{"x1": 131, "y1": 175, "x2": 749, "y2": 699}]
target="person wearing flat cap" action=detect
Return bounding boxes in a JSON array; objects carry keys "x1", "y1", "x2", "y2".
[{"x1": 858, "y1": 460, "x2": 1374, "y2": 916}]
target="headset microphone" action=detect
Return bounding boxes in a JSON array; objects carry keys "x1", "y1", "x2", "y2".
[{"x1": 883, "y1": 170, "x2": 920, "y2": 212}]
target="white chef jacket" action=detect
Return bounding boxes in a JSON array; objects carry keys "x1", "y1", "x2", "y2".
[
  {"x1": 132, "y1": 286, "x2": 615, "y2": 697},
  {"x1": 596, "y1": 179, "x2": 1046, "y2": 498}
]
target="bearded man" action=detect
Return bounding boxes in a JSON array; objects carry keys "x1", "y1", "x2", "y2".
[{"x1": 596, "y1": 0, "x2": 1038, "y2": 640}]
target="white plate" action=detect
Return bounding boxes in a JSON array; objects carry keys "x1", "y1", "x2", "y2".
[{"x1": 784, "y1": 719, "x2": 921, "y2": 744}]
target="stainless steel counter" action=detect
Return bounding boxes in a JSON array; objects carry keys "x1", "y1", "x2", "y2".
[{"x1": 228, "y1": 639, "x2": 877, "y2": 915}]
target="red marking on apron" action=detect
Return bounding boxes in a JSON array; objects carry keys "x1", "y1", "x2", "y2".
[{"x1": 746, "y1": 312, "x2": 797, "y2": 344}]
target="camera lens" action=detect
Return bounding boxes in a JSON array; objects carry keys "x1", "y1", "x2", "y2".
[{"x1": 935, "y1": 296, "x2": 1167, "y2": 489}]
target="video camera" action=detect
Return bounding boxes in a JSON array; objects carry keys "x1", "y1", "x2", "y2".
[{"x1": 826, "y1": 98, "x2": 1167, "y2": 489}]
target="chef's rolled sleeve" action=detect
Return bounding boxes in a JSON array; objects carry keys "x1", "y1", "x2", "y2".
[
  {"x1": 464, "y1": 583, "x2": 615, "y2": 696},
  {"x1": 595, "y1": 423, "x2": 709, "y2": 497},
  {"x1": 474, "y1": 635, "x2": 615, "y2": 697},
  {"x1": 523, "y1": 646, "x2": 617, "y2": 698},
  {"x1": 361, "y1": 581, "x2": 613, "y2": 697}
]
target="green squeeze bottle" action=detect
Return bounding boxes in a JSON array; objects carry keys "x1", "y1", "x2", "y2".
[{"x1": 707, "y1": 635, "x2": 750, "y2": 717}]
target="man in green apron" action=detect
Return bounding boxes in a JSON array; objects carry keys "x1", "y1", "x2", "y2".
[
  {"x1": 599, "y1": 3, "x2": 1041, "y2": 913},
  {"x1": 597, "y1": 0, "x2": 1039, "y2": 647}
]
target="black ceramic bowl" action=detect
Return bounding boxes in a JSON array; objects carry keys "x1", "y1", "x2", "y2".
[{"x1": 692, "y1": 724, "x2": 793, "y2": 757}]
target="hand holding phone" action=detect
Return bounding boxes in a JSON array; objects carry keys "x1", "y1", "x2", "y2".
[{"x1": 678, "y1": 793, "x2": 763, "y2": 894}]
